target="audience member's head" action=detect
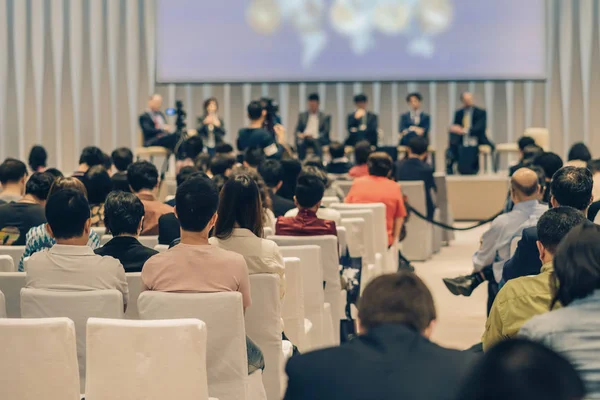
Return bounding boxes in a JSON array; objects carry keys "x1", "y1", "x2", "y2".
[
  {"x1": 552, "y1": 224, "x2": 600, "y2": 308},
  {"x1": 550, "y1": 167, "x2": 593, "y2": 211},
  {"x1": 45, "y1": 189, "x2": 91, "y2": 243},
  {"x1": 568, "y1": 142, "x2": 592, "y2": 163},
  {"x1": 148, "y1": 94, "x2": 163, "y2": 111},
  {"x1": 195, "y1": 153, "x2": 211, "y2": 172},
  {"x1": 111, "y1": 148, "x2": 134, "y2": 172},
  {"x1": 176, "y1": 166, "x2": 200, "y2": 187},
  {"x1": 455, "y1": 338, "x2": 585, "y2": 400},
  {"x1": 231, "y1": 167, "x2": 272, "y2": 211},
  {"x1": 45, "y1": 168, "x2": 64, "y2": 179},
  {"x1": 368, "y1": 152, "x2": 393, "y2": 178},
  {"x1": 210, "y1": 155, "x2": 236, "y2": 177},
  {"x1": 294, "y1": 173, "x2": 325, "y2": 210},
  {"x1": 303, "y1": 156, "x2": 325, "y2": 171},
  {"x1": 84, "y1": 166, "x2": 112, "y2": 205},
  {"x1": 328, "y1": 141, "x2": 346, "y2": 160},
  {"x1": 127, "y1": 161, "x2": 159, "y2": 193},
  {"x1": 354, "y1": 93, "x2": 368, "y2": 109},
  {"x1": 48, "y1": 176, "x2": 87, "y2": 198},
  {"x1": 536, "y1": 207, "x2": 587, "y2": 265},
  {"x1": 244, "y1": 147, "x2": 266, "y2": 169},
  {"x1": 0, "y1": 158, "x2": 28, "y2": 188},
  {"x1": 24, "y1": 172, "x2": 55, "y2": 204},
  {"x1": 204, "y1": 97, "x2": 219, "y2": 114},
  {"x1": 180, "y1": 136, "x2": 204, "y2": 161},
  {"x1": 302, "y1": 165, "x2": 329, "y2": 187},
  {"x1": 247, "y1": 100, "x2": 266, "y2": 122},
  {"x1": 174, "y1": 175, "x2": 219, "y2": 234},
  {"x1": 215, "y1": 143, "x2": 234, "y2": 157},
  {"x1": 307, "y1": 93, "x2": 320, "y2": 113},
  {"x1": 358, "y1": 272, "x2": 436, "y2": 337},
  {"x1": 521, "y1": 144, "x2": 544, "y2": 166},
  {"x1": 78, "y1": 146, "x2": 104, "y2": 169},
  {"x1": 407, "y1": 136, "x2": 429, "y2": 160},
  {"x1": 517, "y1": 136, "x2": 536, "y2": 153},
  {"x1": 212, "y1": 173, "x2": 228, "y2": 193},
  {"x1": 102, "y1": 153, "x2": 112, "y2": 172},
  {"x1": 258, "y1": 159, "x2": 285, "y2": 190},
  {"x1": 215, "y1": 174, "x2": 263, "y2": 240},
  {"x1": 278, "y1": 159, "x2": 303, "y2": 200},
  {"x1": 406, "y1": 92, "x2": 422, "y2": 110},
  {"x1": 103, "y1": 191, "x2": 145, "y2": 238},
  {"x1": 528, "y1": 165, "x2": 547, "y2": 201},
  {"x1": 510, "y1": 168, "x2": 541, "y2": 203},
  {"x1": 354, "y1": 140, "x2": 373, "y2": 166},
  {"x1": 533, "y1": 152, "x2": 563, "y2": 182},
  {"x1": 460, "y1": 91, "x2": 474, "y2": 107},
  {"x1": 28, "y1": 145, "x2": 47, "y2": 172},
  {"x1": 589, "y1": 159, "x2": 600, "y2": 175}
]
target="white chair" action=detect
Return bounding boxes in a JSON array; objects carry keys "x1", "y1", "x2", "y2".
[
  {"x1": 0, "y1": 318, "x2": 80, "y2": 400},
  {"x1": 335, "y1": 181, "x2": 353, "y2": 198},
  {"x1": 0, "y1": 246, "x2": 25, "y2": 269},
  {"x1": 0, "y1": 290, "x2": 5, "y2": 318},
  {"x1": 125, "y1": 272, "x2": 143, "y2": 319},
  {"x1": 263, "y1": 227, "x2": 273, "y2": 238},
  {"x1": 154, "y1": 244, "x2": 169, "y2": 253},
  {"x1": 91, "y1": 227, "x2": 106, "y2": 237},
  {"x1": 339, "y1": 217, "x2": 370, "y2": 291},
  {"x1": 397, "y1": 181, "x2": 433, "y2": 261},
  {"x1": 138, "y1": 235, "x2": 159, "y2": 249},
  {"x1": 86, "y1": 318, "x2": 212, "y2": 400},
  {"x1": 331, "y1": 208, "x2": 379, "y2": 272},
  {"x1": 321, "y1": 196, "x2": 340, "y2": 207},
  {"x1": 246, "y1": 274, "x2": 283, "y2": 400},
  {"x1": 138, "y1": 291, "x2": 265, "y2": 400},
  {"x1": 510, "y1": 236, "x2": 521, "y2": 258},
  {"x1": 281, "y1": 258, "x2": 307, "y2": 352},
  {"x1": 20, "y1": 289, "x2": 125, "y2": 393},
  {"x1": 337, "y1": 226, "x2": 348, "y2": 257},
  {"x1": 524, "y1": 127, "x2": 550, "y2": 151},
  {"x1": 100, "y1": 235, "x2": 112, "y2": 246},
  {"x1": 0, "y1": 255, "x2": 14, "y2": 272},
  {"x1": 0, "y1": 272, "x2": 25, "y2": 317}
]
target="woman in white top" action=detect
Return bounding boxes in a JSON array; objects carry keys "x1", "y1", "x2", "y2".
[{"x1": 210, "y1": 174, "x2": 285, "y2": 297}]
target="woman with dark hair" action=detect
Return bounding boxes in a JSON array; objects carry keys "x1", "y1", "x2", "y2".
[
  {"x1": 521, "y1": 224, "x2": 600, "y2": 397},
  {"x1": 84, "y1": 166, "x2": 114, "y2": 227},
  {"x1": 28, "y1": 145, "x2": 48, "y2": 173},
  {"x1": 566, "y1": 142, "x2": 592, "y2": 168},
  {"x1": 209, "y1": 174, "x2": 285, "y2": 296},
  {"x1": 197, "y1": 97, "x2": 226, "y2": 155},
  {"x1": 231, "y1": 166, "x2": 276, "y2": 230}
]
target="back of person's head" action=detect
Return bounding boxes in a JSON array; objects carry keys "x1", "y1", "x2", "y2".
[
  {"x1": 537, "y1": 207, "x2": 587, "y2": 256},
  {"x1": 215, "y1": 175, "x2": 263, "y2": 240},
  {"x1": 588, "y1": 159, "x2": 600, "y2": 175},
  {"x1": 48, "y1": 176, "x2": 87, "y2": 198},
  {"x1": 302, "y1": 165, "x2": 328, "y2": 187},
  {"x1": 517, "y1": 136, "x2": 536, "y2": 151},
  {"x1": 180, "y1": 136, "x2": 204, "y2": 160},
  {"x1": 176, "y1": 166, "x2": 200, "y2": 187},
  {"x1": 127, "y1": 161, "x2": 159, "y2": 193},
  {"x1": 215, "y1": 143, "x2": 234, "y2": 155},
  {"x1": 521, "y1": 144, "x2": 544, "y2": 166},
  {"x1": 78, "y1": 146, "x2": 104, "y2": 167},
  {"x1": 102, "y1": 153, "x2": 112, "y2": 171},
  {"x1": 278, "y1": 159, "x2": 303, "y2": 200},
  {"x1": 258, "y1": 159, "x2": 284, "y2": 188},
  {"x1": 552, "y1": 224, "x2": 600, "y2": 308},
  {"x1": 212, "y1": 173, "x2": 228, "y2": 193},
  {"x1": 28, "y1": 145, "x2": 47, "y2": 171},
  {"x1": 510, "y1": 168, "x2": 540, "y2": 200},
  {"x1": 194, "y1": 153, "x2": 211, "y2": 172},
  {"x1": 308, "y1": 93, "x2": 319, "y2": 102},
  {"x1": 103, "y1": 191, "x2": 145, "y2": 237},
  {"x1": 455, "y1": 338, "x2": 585, "y2": 400},
  {"x1": 45, "y1": 189, "x2": 91, "y2": 240},
  {"x1": 25, "y1": 172, "x2": 55, "y2": 201},
  {"x1": 295, "y1": 173, "x2": 325, "y2": 209},
  {"x1": 247, "y1": 100, "x2": 264, "y2": 121},
  {"x1": 533, "y1": 152, "x2": 563, "y2": 181},
  {"x1": 358, "y1": 272, "x2": 436, "y2": 334},
  {"x1": 0, "y1": 158, "x2": 27, "y2": 184},
  {"x1": 528, "y1": 165, "x2": 547, "y2": 200},
  {"x1": 367, "y1": 152, "x2": 393, "y2": 177},
  {"x1": 175, "y1": 175, "x2": 219, "y2": 232},
  {"x1": 244, "y1": 147, "x2": 266, "y2": 168},
  {"x1": 568, "y1": 142, "x2": 592, "y2": 162},
  {"x1": 328, "y1": 141, "x2": 345, "y2": 159},
  {"x1": 550, "y1": 167, "x2": 593, "y2": 211},
  {"x1": 45, "y1": 168, "x2": 64, "y2": 179},
  {"x1": 111, "y1": 147, "x2": 134, "y2": 172},
  {"x1": 407, "y1": 136, "x2": 428, "y2": 156},
  {"x1": 354, "y1": 93, "x2": 368, "y2": 104},
  {"x1": 84, "y1": 166, "x2": 112, "y2": 205},
  {"x1": 210, "y1": 155, "x2": 236, "y2": 176},
  {"x1": 406, "y1": 92, "x2": 422, "y2": 103},
  {"x1": 354, "y1": 140, "x2": 373, "y2": 166}
]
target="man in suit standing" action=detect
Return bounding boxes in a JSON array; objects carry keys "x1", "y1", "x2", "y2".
[
  {"x1": 399, "y1": 92, "x2": 430, "y2": 146},
  {"x1": 284, "y1": 272, "x2": 478, "y2": 400},
  {"x1": 138, "y1": 94, "x2": 179, "y2": 150},
  {"x1": 346, "y1": 93, "x2": 379, "y2": 147},
  {"x1": 446, "y1": 92, "x2": 494, "y2": 174},
  {"x1": 295, "y1": 93, "x2": 331, "y2": 160}
]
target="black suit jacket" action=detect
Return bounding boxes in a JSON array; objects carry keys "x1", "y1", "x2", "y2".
[
  {"x1": 502, "y1": 226, "x2": 541, "y2": 282},
  {"x1": 347, "y1": 111, "x2": 378, "y2": 147},
  {"x1": 139, "y1": 111, "x2": 168, "y2": 146},
  {"x1": 111, "y1": 172, "x2": 130, "y2": 193},
  {"x1": 399, "y1": 111, "x2": 431, "y2": 140},
  {"x1": 395, "y1": 158, "x2": 437, "y2": 219},
  {"x1": 450, "y1": 107, "x2": 493, "y2": 148},
  {"x1": 295, "y1": 112, "x2": 331, "y2": 146},
  {"x1": 158, "y1": 213, "x2": 181, "y2": 246},
  {"x1": 284, "y1": 324, "x2": 477, "y2": 400},
  {"x1": 197, "y1": 115, "x2": 226, "y2": 147},
  {"x1": 94, "y1": 236, "x2": 158, "y2": 273},
  {"x1": 271, "y1": 193, "x2": 295, "y2": 218}
]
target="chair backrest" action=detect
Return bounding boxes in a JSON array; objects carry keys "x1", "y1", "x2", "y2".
[
  {"x1": 0, "y1": 246, "x2": 26, "y2": 269},
  {"x1": 339, "y1": 217, "x2": 366, "y2": 259},
  {"x1": 0, "y1": 317, "x2": 80, "y2": 400},
  {"x1": 281, "y1": 257, "x2": 306, "y2": 351},
  {"x1": 0, "y1": 255, "x2": 14, "y2": 272},
  {"x1": 321, "y1": 196, "x2": 340, "y2": 207},
  {"x1": 0, "y1": 290, "x2": 5, "y2": 318},
  {"x1": 138, "y1": 291, "x2": 247, "y2": 400},
  {"x1": 20, "y1": 289, "x2": 124, "y2": 392},
  {"x1": 337, "y1": 226, "x2": 347, "y2": 257},
  {"x1": 125, "y1": 272, "x2": 142, "y2": 319},
  {"x1": 100, "y1": 235, "x2": 112, "y2": 246},
  {"x1": 91, "y1": 227, "x2": 106, "y2": 237},
  {"x1": 138, "y1": 235, "x2": 159, "y2": 249},
  {"x1": 246, "y1": 274, "x2": 282, "y2": 400},
  {"x1": 263, "y1": 227, "x2": 273, "y2": 238},
  {"x1": 86, "y1": 318, "x2": 209, "y2": 400},
  {"x1": 154, "y1": 244, "x2": 169, "y2": 253},
  {"x1": 524, "y1": 127, "x2": 550, "y2": 151},
  {"x1": 335, "y1": 181, "x2": 353, "y2": 198},
  {"x1": 397, "y1": 181, "x2": 433, "y2": 262},
  {"x1": 331, "y1": 208, "x2": 376, "y2": 264},
  {"x1": 0, "y1": 272, "x2": 26, "y2": 317}
]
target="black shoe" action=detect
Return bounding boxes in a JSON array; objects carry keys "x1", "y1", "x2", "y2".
[{"x1": 443, "y1": 275, "x2": 481, "y2": 297}]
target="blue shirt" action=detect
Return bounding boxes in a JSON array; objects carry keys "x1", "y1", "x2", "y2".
[{"x1": 472, "y1": 199, "x2": 546, "y2": 282}]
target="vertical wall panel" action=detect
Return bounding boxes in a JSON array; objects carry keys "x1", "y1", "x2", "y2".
[
  {"x1": 51, "y1": 0, "x2": 64, "y2": 169},
  {"x1": 31, "y1": 0, "x2": 45, "y2": 145},
  {"x1": 545, "y1": 0, "x2": 556, "y2": 133},
  {"x1": 428, "y1": 82, "x2": 437, "y2": 150},
  {"x1": 278, "y1": 84, "x2": 290, "y2": 143},
  {"x1": 505, "y1": 82, "x2": 515, "y2": 143},
  {"x1": 559, "y1": 0, "x2": 573, "y2": 156},
  {"x1": 336, "y1": 83, "x2": 344, "y2": 141},
  {"x1": 580, "y1": 0, "x2": 593, "y2": 144},
  {"x1": 0, "y1": 0, "x2": 7, "y2": 160},
  {"x1": 390, "y1": 82, "x2": 398, "y2": 140},
  {"x1": 89, "y1": 0, "x2": 103, "y2": 146},
  {"x1": 223, "y1": 83, "x2": 231, "y2": 139},
  {"x1": 69, "y1": 0, "x2": 83, "y2": 165},
  {"x1": 484, "y1": 82, "x2": 494, "y2": 140},
  {"x1": 144, "y1": 0, "x2": 155, "y2": 95},
  {"x1": 126, "y1": 0, "x2": 140, "y2": 151},
  {"x1": 524, "y1": 81, "x2": 534, "y2": 128},
  {"x1": 298, "y1": 83, "x2": 306, "y2": 112},
  {"x1": 107, "y1": 0, "x2": 119, "y2": 149},
  {"x1": 318, "y1": 82, "x2": 326, "y2": 104},
  {"x1": 13, "y1": 0, "x2": 26, "y2": 161}
]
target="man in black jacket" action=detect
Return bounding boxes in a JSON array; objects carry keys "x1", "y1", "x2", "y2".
[
  {"x1": 295, "y1": 93, "x2": 331, "y2": 160},
  {"x1": 284, "y1": 272, "x2": 478, "y2": 400},
  {"x1": 138, "y1": 94, "x2": 179, "y2": 150},
  {"x1": 346, "y1": 93, "x2": 379, "y2": 147},
  {"x1": 258, "y1": 160, "x2": 295, "y2": 217}
]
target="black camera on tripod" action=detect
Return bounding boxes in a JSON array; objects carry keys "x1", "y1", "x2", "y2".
[{"x1": 175, "y1": 100, "x2": 187, "y2": 133}]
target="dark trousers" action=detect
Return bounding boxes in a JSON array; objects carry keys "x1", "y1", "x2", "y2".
[
  {"x1": 446, "y1": 144, "x2": 460, "y2": 175},
  {"x1": 297, "y1": 138, "x2": 322, "y2": 160},
  {"x1": 145, "y1": 133, "x2": 179, "y2": 152}
]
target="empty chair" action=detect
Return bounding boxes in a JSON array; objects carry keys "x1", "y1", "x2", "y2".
[
  {"x1": 0, "y1": 255, "x2": 14, "y2": 272},
  {"x1": 86, "y1": 318, "x2": 210, "y2": 400},
  {"x1": 246, "y1": 274, "x2": 283, "y2": 400},
  {"x1": 0, "y1": 272, "x2": 26, "y2": 317},
  {"x1": 20, "y1": 289, "x2": 125, "y2": 392},
  {"x1": 0, "y1": 290, "x2": 5, "y2": 318},
  {"x1": 0, "y1": 317, "x2": 80, "y2": 400},
  {"x1": 154, "y1": 244, "x2": 168, "y2": 253},
  {"x1": 125, "y1": 272, "x2": 143, "y2": 319},
  {"x1": 397, "y1": 181, "x2": 433, "y2": 261},
  {"x1": 281, "y1": 258, "x2": 307, "y2": 352},
  {"x1": 0, "y1": 246, "x2": 26, "y2": 269},
  {"x1": 138, "y1": 235, "x2": 159, "y2": 249}
]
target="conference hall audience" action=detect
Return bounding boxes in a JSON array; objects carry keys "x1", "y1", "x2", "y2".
[
  {"x1": 197, "y1": 97, "x2": 226, "y2": 155},
  {"x1": 0, "y1": 158, "x2": 28, "y2": 203},
  {"x1": 84, "y1": 166, "x2": 112, "y2": 227},
  {"x1": 0, "y1": 172, "x2": 54, "y2": 245},
  {"x1": 348, "y1": 140, "x2": 373, "y2": 178},
  {"x1": 565, "y1": 142, "x2": 592, "y2": 168},
  {"x1": 277, "y1": 159, "x2": 302, "y2": 201},
  {"x1": 94, "y1": 191, "x2": 158, "y2": 273},
  {"x1": 28, "y1": 145, "x2": 48, "y2": 173},
  {"x1": 127, "y1": 161, "x2": 173, "y2": 235},
  {"x1": 399, "y1": 92, "x2": 431, "y2": 145},
  {"x1": 502, "y1": 166, "x2": 593, "y2": 282},
  {"x1": 395, "y1": 136, "x2": 436, "y2": 219},
  {"x1": 111, "y1": 147, "x2": 134, "y2": 192},
  {"x1": 141, "y1": 175, "x2": 264, "y2": 374},
  {"x1": 209, "y1": 175, "x2": 285, "y2": 297},
  {"x1": 72, "y1": 146, "x2": 105, "y2": 180},
  {"x1": 209, "y1": 155, "x2": 236, "y2": 178},
  {"x1": 258, "y1": 159, "x2": 295, "y2": 218},
  {"x1": 284, "y1": 272, "x2": 478, "y2": 400},
  {"x1": 25, "y1": 189, "x2": 128, "y2": 307},
  {"x1": 346, "y1": 93, "x2": 379, "y2": 147},
  {"x1": 326, "y1": 142, "x2": 352, "y2": 175},
  {"x1": 456, "y1": 339, "x2": 585, "y2": 400},
  {"x1": 294, "y1": 93, "x2": 331, "y2": 160},
  {"x1": 520, "y1": 224, "x2": 600, "y2": 398},
  {"x1": 482, "y1": 207, "x2": 586, "y2": 351},
  {"x1": 19, "y1": 177, "x2": 101, "y2": 271}
]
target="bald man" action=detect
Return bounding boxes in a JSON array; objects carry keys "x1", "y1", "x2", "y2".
[
  {"x1": 446, "y1": 92, "x2": 494, "y2": 174},
  {"x1": 443, "y1": 168, "x2": 547, "y2": 313},
  {"x1": 139, "y1": 94, "x2": 178, "y2": 150}
]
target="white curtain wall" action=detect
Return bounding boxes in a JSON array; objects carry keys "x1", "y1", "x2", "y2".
[{"x1": 0, "y1": 0, "x2": 597, "y2": 171}]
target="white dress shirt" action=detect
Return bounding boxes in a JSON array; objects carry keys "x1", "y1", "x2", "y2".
[{"x1": 305, "y1": 113, "x2": 320, "y2": 138}]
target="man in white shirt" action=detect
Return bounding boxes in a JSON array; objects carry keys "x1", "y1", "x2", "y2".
[
  {"x1": 295, "y1": 93, "x2": 332, "y2": 159},
  {"x1": 25, "y1": 188, "x2": 129, "y2": 307}
]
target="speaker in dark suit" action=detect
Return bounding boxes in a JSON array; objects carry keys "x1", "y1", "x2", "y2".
[
  {"x1": 138, "y1": 94, "x2": 179, "y2": 150},
  {"x1": 346, "y1": 93, "x2": 379, "y2": 147},
  {"x1": 399, "y1": 92, "x2": 431, "y2": 145},
  {"x1": 295, "y1": 93, "x2": 331, "y2": 160}
]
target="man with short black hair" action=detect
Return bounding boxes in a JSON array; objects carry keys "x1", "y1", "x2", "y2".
[
  {"x1": 111, "y1": 147, "x2": 134, "y2": 192},
  {"x1": 127, "y1": 161, "x2": 173, "y2": 235},
  {"x1": 284, "y1": 272, "x2": 477, "y2": 400},
  {"x1": 215, "y1": 143, "x2": 235, "y2": 157},
  {"x1": 0, "y1": 158, "x2": 28, "y2": 203},
  {"x1": 0, "y1": 172, "x2": 54, "y2": 245},
  {"x1": 346, "y1": 94, "x2": 379, "y2": 147},
  {"x1": 26, "y1": 189, "x2": 129, "y2": 306},
  {"x1": 259, "y1": 159, "x2": 295, "y2": 217},
  {"x1": 237, "y1": 101, "x2": 278, "y2": 157},
  {"x1": 295, "y1": 93, "x2": 331, "y2": 159},
  {"x1": 326, "y1": 141, "x2": 352, "y2": 175},
  {"x1": 399, "y1": 92, "x2": 431, "y2": 145},
  {"x1": 243, "y1": 147, "x2": 266, "y2": 170},
  {"x1": 210, "y1": 155, "x2": 236, "y2": 177},
  {"x1": 73, "y1": 146, "x2": 104, "y2": 179},
  {"x1": 508, "y1": 136, "x2": 538, "y2": 176},
  {"x1": 532, "y1": 152, "x2": 563, "y2": 203},
  {"x1": 95, "y1": 191, "x2": 158, "y2": 272}
]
